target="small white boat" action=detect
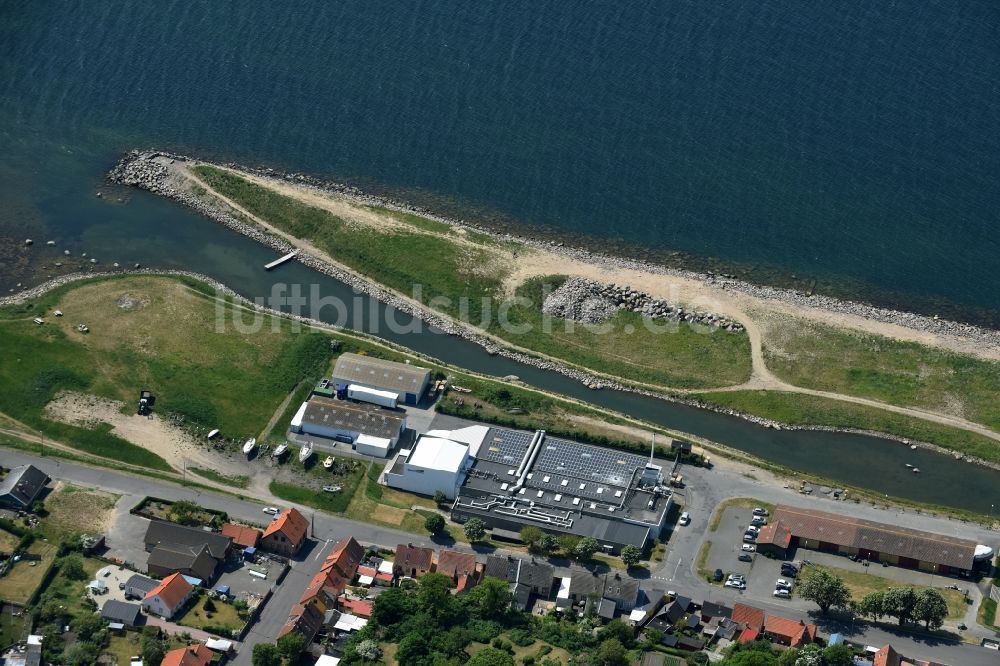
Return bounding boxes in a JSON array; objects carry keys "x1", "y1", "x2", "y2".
[
  {"x1": 322, "y1": 456, "x2": 334, "y2": 469},
  {"x1": 54, "y1": 310, "x2": 63, "y2": 317},
  {"x1": 912, "y1": 468, "x2": 920, "y2": 474},
  {"x1": 905, "y1": 463, "x2": 913, "y2": 468},
  {"x1": 272, "y1": 443, "x2": 288, "y2": 457},
  {"x1": 910, "y1": 445, "x2": 917, "y2": 450},
  {"x1": 207, "y1": 429, "x2": 220, "y2": 440},
  {"x1": 243, "y1": 438, "x2": 256, "y2": 455},
  {"x1": 451, "y1": 385, "x2": 472, "y2": 393},
  {"x1": 298, "y1": 442, "x2": 313, "y2": 462}
]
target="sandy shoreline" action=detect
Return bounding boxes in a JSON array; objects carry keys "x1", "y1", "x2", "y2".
[{"x1": 190, "y1": 151, "x2": 1000, "y2": 361}]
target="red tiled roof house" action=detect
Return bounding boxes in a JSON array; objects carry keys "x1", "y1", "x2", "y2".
[{"x1": 261, "y1": 508, "x2": 309, "y2": 556}]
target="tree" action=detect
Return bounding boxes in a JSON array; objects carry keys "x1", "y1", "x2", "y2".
[
  {"x1": 822, "y1": 644, "x2": 855, "y2": 666},
  {"x1": 203, "y1": 596, "x2": 217, "y2": 612},
  {"x1": 61, "y1": 555, "x2": 87, "y2": 580},
  {"x1": 557, "y1": 534, "x2": 580, "y2": 554},
  {"x1": 434, "y1": 490, "x2": 447, "y2": 505},
  {"x1": 463, "y1": 517, "x2": 487, "y2": 542},
  {"x1": 573, "y1": 536, "x2": 600, "y2": 561},
  {"x1": 467, "y1": 646, "x2": 515, "y2": 666},
  {"x1": 598, "y1": 619, "x2": 634, "y2": 647},
  {"x1": 140, "y1": 632, "x2": 167, "y2": 666},
  {"x1": 520, "y1": 526, "x2": 543, "y2": 547},
  {"x1": 372, "y1": 587, "x2": 412, "y2": 627},
  {"x1": 62, "y1": 642, "x2": 101, "y2": 666},
  {"x1": 914, "y1": 588, "x2": 948, "y2": 630},
  {"x1": 424, "y1": 512, "x2": 445, "y2": 534},
  {"x1": 597, "y1": 638, "x2": 628, "y2": 666},
  {"x1": 791, "y1": 644, "x2": 822, "y2": 666},
  {"x1": 798, "y1": 569, "x2": 850, "y2": 615},
  {"x1": 857, "y1": 590, "x2": 888, "y2": 622},
  {"x1": 469, "y1": 576, "x2": 512, "y2": 619},
  {"x1": 251, "y1": 642, "x2": 281, "y2": 666},
  {"x1": 620, "y1": 545, "x2": 642, "y2": 568},
  {"x1": 355, "y1": 638, "x2": 383, "y2": 661},
  {"x1": 70, "y1": 614, "x2": 107, "y2": 641},
  {"x1": 396, "y1": 633, "x2": 429, "y2": 664},
  {"x1": 277, "y1": 631, "x2": 306, "y2": 661},
  {"x1": 417, "y1": 572, "x2": 454, "y2": 620},
  {"x1": 537, "y1": 534, "x2": 560, "y2": 553},
  {"x1": 884, "y1": 587, "x2": 918, "y2": 626}
]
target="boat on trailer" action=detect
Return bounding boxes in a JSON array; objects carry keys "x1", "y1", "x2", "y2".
[
  {"x1": 243, "y1": 438, "x2": 256, "y2": 455},
  {"x1": 272, "y1": 443, "x2": 288, "y2": 457},
  {"x1": 207, "y1": 429, "x2": 220, "y2": 440}
]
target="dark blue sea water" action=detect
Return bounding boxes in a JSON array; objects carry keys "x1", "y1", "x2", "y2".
[{"x1": 1, "y1": 0, "x2": 999, "y2": 322}]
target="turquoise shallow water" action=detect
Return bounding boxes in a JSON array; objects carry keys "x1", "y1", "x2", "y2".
[{"x1": 1, "y1": 0, "x2": 999, "y2": 323}]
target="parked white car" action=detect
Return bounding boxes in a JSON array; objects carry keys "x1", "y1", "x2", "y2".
[
  {"x1": 262, "y1": 506, "x2": 279, "y2": 515},
  {"x1": 725, "y1": 580, "x2": 746, "y2": 589},
  {"x1": 741, "y1": 544, "x2": 756, "y2": 552},
  {"x1": 773, "y1": 588, "x2": 790, "y2": 598},
  {"x1": 753, "y1": 507, "x2": 769, "y2": 516},
  {"x1": 746, "y1": 525, "x2": 760, "y2": 534},
  {"x1": 775, "y1": 579, "x2": 793, "y2": 590},
  {"x1": 679, "y1": 512, "x2": 691, "y2": 526}
]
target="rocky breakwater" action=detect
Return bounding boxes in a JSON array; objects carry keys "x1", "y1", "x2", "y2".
[{"x1": 543, "y1": 277, "x2": 745, "y2": 332}]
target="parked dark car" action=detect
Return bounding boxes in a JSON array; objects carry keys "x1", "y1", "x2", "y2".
[
  {"x1": 738, "y1": 554, "x2": 753, "y2": 562},
  {"x1": 713, "y1": 569, "x2": 724, "y2": 582}
]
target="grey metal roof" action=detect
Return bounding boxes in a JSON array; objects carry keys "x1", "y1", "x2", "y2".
[
  {"x1": 148, "y1": 542, "x2": 217, "y2": 581},
  {"x1": 0, "y1": 464, "x2": 49, "y2": 508},
  {"x1": 143, "y1": 521, "x2": 231, "y2": 560},
  {"x1": 301, "y1": 396, "x2": 405, "y2": 439},
  {"x1": 124, "y1": 574, "x2": 158, "y2": 594},
  {"x1": 333, "y1": 353, "x2": 430, "y2": 394},
  {"x1": 101, "y1": 600, "x2": 141, "y2": 625}
]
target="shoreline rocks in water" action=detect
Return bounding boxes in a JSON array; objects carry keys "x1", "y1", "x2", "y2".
[{"x1": 543, "y1": 276, "x2": 744, "y2": 331}]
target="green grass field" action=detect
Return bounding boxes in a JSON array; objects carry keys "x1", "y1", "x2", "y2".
[
  {"x1": 0, "y1": 275, "x2": 332, "y2": 468},
  {"x1": 691, "y1": 390, "x2": 1000, "y2": 464},
  {"x1": 759, "y1": 314, "x2": 1000, "y2": 431},
  {"x1": 193, "y1": 167, "x2": 752, "y2": 389},
  {"x1": 193, "y1": 165, "x2": 506, "y2": 324},
  {"x1": 176, "y1": 595, "x2": 244, "y2": 634},
  {"x1": 488, "y1": 276, "x2": 751, "y2": 389}
]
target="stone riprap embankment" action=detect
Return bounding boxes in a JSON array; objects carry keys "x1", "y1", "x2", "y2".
[
  {"x1": 150, "y1": 149, "x2": 1000, "y2": 351},
  {"x1": 543, "y1": 276, "x2": 744, "y2": 331}
]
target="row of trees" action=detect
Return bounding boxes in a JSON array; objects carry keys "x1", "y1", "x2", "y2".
[
  {"x1": 251, "y1": 632, "x2": 307, "y2": 665},
  {"x1": 517, "y1": 526, "x2": 644, "y2": 567},
  {"x1": 797, "y1": 569, "x2": 950, "y2": 630},
  {"x1": 720, "y1": 639, "x2": 855, "y2": 666}
]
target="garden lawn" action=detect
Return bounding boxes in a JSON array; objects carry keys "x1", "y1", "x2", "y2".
[
  {"x1": 0, "y1": 542, "x2": 58, "y2": 604},
  {"x1": 41, "y1": 485, "x2": 119, "y2": 539},
  {"x1": 176, "y1": 596, "x2": 244, "y2": 634}
]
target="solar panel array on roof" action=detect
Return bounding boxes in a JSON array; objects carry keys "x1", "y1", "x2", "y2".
[
  {"x1": 534, "y1": 436, "x2": 648, "y2": 487},
  {"x1": 477, "y1": 428, "x2": 533, "y2": 465}
]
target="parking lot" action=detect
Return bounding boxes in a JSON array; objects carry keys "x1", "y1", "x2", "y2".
[{"x1": 704, "y1": 504, "x2": 801, "y2": 604}]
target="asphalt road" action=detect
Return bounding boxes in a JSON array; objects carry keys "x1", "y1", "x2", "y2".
[{"x1": 7, "y1": 449, "x2": 999, "y2": 666}]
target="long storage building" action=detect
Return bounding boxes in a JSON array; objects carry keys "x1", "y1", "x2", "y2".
[{"x1": 333, "y1": 353, "x2": 430, "y2": 406}]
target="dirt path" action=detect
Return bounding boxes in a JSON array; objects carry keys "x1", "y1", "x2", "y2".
[
  {"x1": 173, "y1": 160, "x2": 1000, "y2": 445},
  {"x1": 44, "y1": 391, "x2": 226, "y2": 473},
  {"x1": 258, "y1": 380, "x2": 305, "y2": 441}
]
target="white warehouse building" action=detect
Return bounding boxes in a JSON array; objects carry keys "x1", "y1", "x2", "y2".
[
  {"x1": 290, "y1": 396, "x2": 406, "y2": 458},
  {"x1": 383, "y1": 426, "x2": 487, "y2": 499},
  {"x1": 333, "y1": 353, "x2": 431, "y2": 406}
]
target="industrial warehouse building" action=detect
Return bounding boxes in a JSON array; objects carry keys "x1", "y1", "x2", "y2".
[
  {"x1": 332, "y1": 353, "x2": 431, "y2": 406},
  {"x1": 382, "y1": 426, "x2": 486, "y2": 499},
  {"x1": 756, "y1": 505, "x2": 995, "y2": 575},
  {"x1": 388, "y1": 419, "x2": 672, "y2": 553},
  {"x1": 290, "y1": 396, "x2": 407, "y2": 458}
]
